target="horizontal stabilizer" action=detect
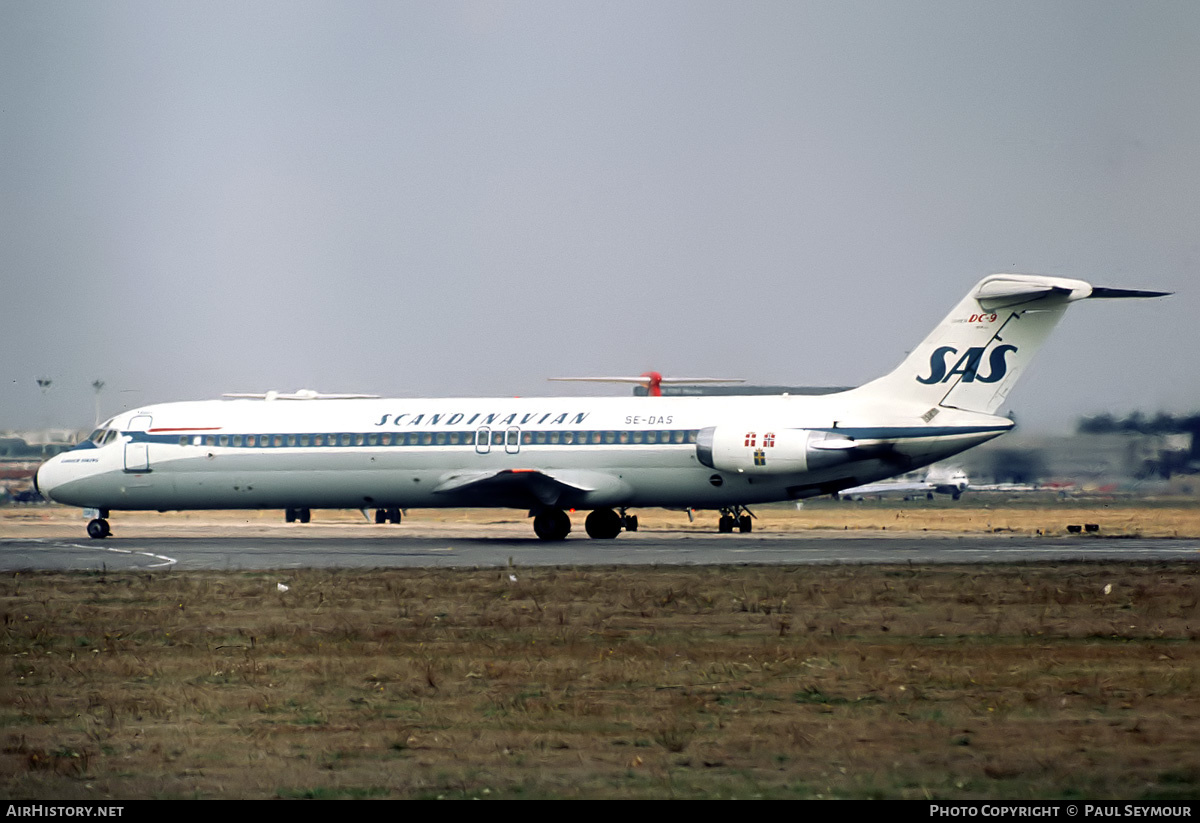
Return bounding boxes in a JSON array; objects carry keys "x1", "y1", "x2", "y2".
[{"x1": 1087, "y1": 287, "x2": 1173, "y2": 299}]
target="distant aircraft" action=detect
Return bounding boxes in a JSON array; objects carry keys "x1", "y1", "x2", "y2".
[
  {"x1": 549, "y1": 372, "x2": 744, "y2": 397},
  {"x1": 841, "y1": 466, "x2": 971, "y2": 500},
  {"x1": 839, "y1": 467, "x2": 1044, "y2": 500},
  {"x1": 34, "y1": 274, "x2": 1167, "y2": 540}
]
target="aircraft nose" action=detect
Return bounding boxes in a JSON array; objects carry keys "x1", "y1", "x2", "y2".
[{"x1": 33, "y1": 455, "x2": 64, "y2": 503}]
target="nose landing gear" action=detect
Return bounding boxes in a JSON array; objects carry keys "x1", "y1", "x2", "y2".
[{"x1": 86, "y1": 509, "x2": 111, "y2": 539}]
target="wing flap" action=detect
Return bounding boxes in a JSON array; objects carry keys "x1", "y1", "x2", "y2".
[{"x1": 432, "y1": 468, "x2": 630, "y2": 508}]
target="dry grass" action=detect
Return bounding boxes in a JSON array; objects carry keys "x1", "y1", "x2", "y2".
[
  {"x1": 2, "y1": 563, "x2": 1199, "y2": 799},
  {"x1": 4, "y1": 497, "x2": 1200, "y2": 538}
]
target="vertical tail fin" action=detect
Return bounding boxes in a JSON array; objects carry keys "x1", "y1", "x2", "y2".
[{"x1": 854, "y1": 274, "x2": 1167, "y2": 415}]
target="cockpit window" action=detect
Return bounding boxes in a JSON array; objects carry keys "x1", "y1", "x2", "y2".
[{"x1": 89, "y1": 428, "x2": 119, "y2": 446}]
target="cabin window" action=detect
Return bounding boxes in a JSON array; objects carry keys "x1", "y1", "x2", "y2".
[
  {"x1": 179, "y1": 436, "x2": 189, "y2": 446},
  {"x1": 232, "y1": 435, "x2": 243, "y2": 447},
  {"x1": 435, "y1": 432, "x2": 447, "y2": 445},
  {"x1": 366, "y1": 434, "x2": 377, "y2": 446}
]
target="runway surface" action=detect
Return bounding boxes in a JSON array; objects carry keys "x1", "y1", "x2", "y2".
[{"x1": 3, "y1": 529, "x2": 1198, "y2": 571}]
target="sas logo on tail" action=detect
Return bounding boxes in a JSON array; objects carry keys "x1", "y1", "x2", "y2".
[{"x1": 917, "y1": 344, "x2": 1018, "y2": 385}]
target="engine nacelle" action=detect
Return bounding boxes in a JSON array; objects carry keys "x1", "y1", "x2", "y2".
[{"x1": 696, "y1": 426, "x2": 860, "y2": 475}]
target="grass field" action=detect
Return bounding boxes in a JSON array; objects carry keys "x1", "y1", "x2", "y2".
[
  {"x1": 4, "y1": 494, "x2": 1200, "y2": 538},
  {"x1": 2, "y1": 502, "x2": 1199, "y2": 799}
]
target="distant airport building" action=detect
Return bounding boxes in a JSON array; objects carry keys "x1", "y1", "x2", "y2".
[{"x1": 1, "y1": 430, "x2": 83, "y2": 499}]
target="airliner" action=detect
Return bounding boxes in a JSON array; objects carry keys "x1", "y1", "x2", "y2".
[
  {"x1": 35, "y1": 274, "x2": 1166, "y2": 541},
  {"x1": 840, "y1": 466, "x2": 972, "y2": 500}
]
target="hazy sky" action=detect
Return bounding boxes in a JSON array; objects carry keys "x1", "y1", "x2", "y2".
[{"x1": 3, "y1": 1, "x2": 1197, "y2": 433}]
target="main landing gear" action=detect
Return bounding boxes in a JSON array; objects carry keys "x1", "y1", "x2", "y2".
[
  {"x1": 284, "y1": 507, "x2": 311, "y2": 523},
  {"x1": 717, "y1": 505, "x2": 754, "y2": 533},
  {"x1": 531, "y1": 507, "x2": 640, "y2": 541},
  {"x1": 374, "y1": 507, "x2": 402, "y2": 524}
]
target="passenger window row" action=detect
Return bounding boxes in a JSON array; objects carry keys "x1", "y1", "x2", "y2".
[{"x1": 180, "y1": 430, "x2": 700, "y2": 448}]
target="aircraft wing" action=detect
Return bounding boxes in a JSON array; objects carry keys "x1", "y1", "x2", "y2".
[{"x1": 432, "y1": 468, "x2": 631, "y2": 508}]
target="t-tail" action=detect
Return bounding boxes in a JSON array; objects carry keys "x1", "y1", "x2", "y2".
[{"x1": 852, "y1": 274, "x2": 1169, "y2": 416}]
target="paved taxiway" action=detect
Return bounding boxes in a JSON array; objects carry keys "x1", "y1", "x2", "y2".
[{"x1": 3, "y1": 530, "x2": 1197, "y2": 571}]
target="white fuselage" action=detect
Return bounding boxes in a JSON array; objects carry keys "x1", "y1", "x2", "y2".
[{"x1": 35, "y1": 392, "x2": 1009, "y2": 514}]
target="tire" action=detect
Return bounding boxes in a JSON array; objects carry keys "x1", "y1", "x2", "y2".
[
  {"x1": 533, "y1": 509, "x2": 571, "y2": 541},
  {"x1": 585, "y1": 508, "x2": 622, "y2": 539}
]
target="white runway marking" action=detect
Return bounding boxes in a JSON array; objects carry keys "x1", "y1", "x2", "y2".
[{"x1": 12, "y1": 538, "x2": 177, "y2": 569}]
